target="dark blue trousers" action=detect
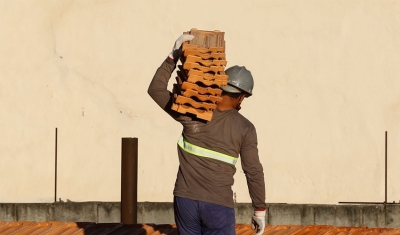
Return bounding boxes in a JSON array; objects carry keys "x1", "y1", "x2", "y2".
[{"x1": 173, "y1": 196, "x2": 236, "y2": 235}]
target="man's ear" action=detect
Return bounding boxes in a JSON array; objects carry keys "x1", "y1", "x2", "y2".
[
  {"x1": 236, "y1": 94, "x2": 246, "y2": 111},
  {"x1": 239, "y1": 94, "x2": 246, "y2": 102}
]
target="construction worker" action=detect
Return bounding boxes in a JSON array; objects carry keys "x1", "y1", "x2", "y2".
[{"x1": 148, "y1": 35, "x2": 266, "y2": 235}]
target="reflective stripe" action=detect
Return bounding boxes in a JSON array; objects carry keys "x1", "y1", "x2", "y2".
[{"x1": 177, "y1": 135, "x2": 237, "y2": 165}]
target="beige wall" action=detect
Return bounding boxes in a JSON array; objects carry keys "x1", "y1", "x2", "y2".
[{"x1": 1, "y1": 0, "x2": 399, "y2": 204}]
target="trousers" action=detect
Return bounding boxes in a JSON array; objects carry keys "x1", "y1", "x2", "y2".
[{"x1": 173, "y1": 196, "x2": 236, "y2": 235}]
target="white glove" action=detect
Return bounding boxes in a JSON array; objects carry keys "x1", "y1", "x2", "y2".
[
  {"x1": 168, "y1": 34, "x2": 195, "y2": 60},
  {"x1": 251, "y1": 210, "x2": 266, "y2": 235}
]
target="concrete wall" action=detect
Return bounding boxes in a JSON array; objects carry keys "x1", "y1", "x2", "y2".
[
  {"x1": 1, "y1": 0, "x2": 400, "y2": 205},
  {"x1": 0, "y1": 202, "x2": 399, "y2": 228}
]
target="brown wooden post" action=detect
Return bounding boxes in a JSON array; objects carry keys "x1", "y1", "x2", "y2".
[{"x1": 121, "y1": 137, "x2": 138, "y2": 224}]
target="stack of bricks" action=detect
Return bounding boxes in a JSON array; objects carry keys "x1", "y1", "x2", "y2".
[{"x1": 172, "y1": 28, "x2": 228, "y2": 121}]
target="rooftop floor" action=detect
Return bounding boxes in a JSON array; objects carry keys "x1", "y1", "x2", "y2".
[{"x1": 1, "y1": 221, "x2": 400, "y2": 235}]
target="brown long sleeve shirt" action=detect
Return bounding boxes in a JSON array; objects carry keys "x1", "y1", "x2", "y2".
[{"x1": 148, "y1": 58, "x2": 266, "y2": 209}]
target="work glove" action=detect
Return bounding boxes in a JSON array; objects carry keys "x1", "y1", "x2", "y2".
[
  {"x1": 168, "y1": 34, "x2": 195, "y2": 62},
  {"x1": 251, "y1": 210, "x2": 266, "y2": 235}
]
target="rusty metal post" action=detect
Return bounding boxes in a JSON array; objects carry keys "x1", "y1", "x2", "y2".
[
  {"x1": 55, "y1": 128, "x2": 58, "y2": 203},
  {"x1": 121, "y1": 137, "x2": 138, "y2": 224},
  {"x1": 385, "y1": 131, "x2": 387, "y2": 204}
]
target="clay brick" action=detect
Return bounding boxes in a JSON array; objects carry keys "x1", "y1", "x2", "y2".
[
  {"x1": 183, "y1": 62, "x2": 224, "y2": 73},
  {"x1": 181, "y1": 82, "x2": 222, "y2": 96},
  {"x1": 185, "y1": 55, "x2": 227, "y2": 67},
  {"x1": 187, "y1": 74, "x2": 227, "y2": 87},
  {"x1": 182, "y1": 89, "x2": 223, "y2": 104},
  {"x1": 177, "y1": 66, "x2": 228, "y2": 84},
  {"x1": 182, "y1": 44, "x2": 224, "y2": 53},
  {"x1": 171, "y1": 28, "x2": 228, "y2": 121},
  {"x1": 171, "y1": 103, "x2": 213, "y2": 121},
  {"x1": 183, "y1": 28, "x2": 225, "y2": 48},
  {"x1": 184, "y1": 50, "x2": 226, "y2": 60},
  {"x1": 175, "y1": 95, "x2": 216, "y2": 111},
  {"x1": 187, "y1": 69, "x2": 228, "y2": 81}
]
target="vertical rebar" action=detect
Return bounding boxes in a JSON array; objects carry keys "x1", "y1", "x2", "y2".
[
  {"x1": 385, "y1": 131, "x2": 387, "y2": 204},
  {"x1": 55, "y1": 128, "x2": 58, "y2": 203},
  {"x1": 121, "y1": 137, "x2": 138, "y2": 224}
]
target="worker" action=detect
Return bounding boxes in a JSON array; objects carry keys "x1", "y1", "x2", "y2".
[{"x1": 148, "y1": 34, "x2": 266, "y2": 235}]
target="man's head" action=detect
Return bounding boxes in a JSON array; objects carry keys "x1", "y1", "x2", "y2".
[
  {"x1": 221, "y1": 65, "x2": 254, "y2": 97},
  {"x1": 219, "y1": 66, "x2": 254, "y2": 110},
  {"x1": 220, "y1": 90, "x2": 245, "y2": 110}
]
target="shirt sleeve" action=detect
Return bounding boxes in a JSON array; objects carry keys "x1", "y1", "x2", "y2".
[
  {"x1": 147, "y1": 57, "x2": 176, "y2": 110},
  {"x1": 240, "y1": 126, "x2": 266, "y2": 210}
]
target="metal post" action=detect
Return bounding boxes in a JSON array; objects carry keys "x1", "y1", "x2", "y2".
[
  {"x1": 121, "y1": 137, "x2": 138, "y2": 224},
  {"x1": 385, "y1": 131, "x2": 387, "y2": 204},
  {"x1": 338, "y1": 131, "x2": 396, "y2": 205},
  {"x1": 55, "y1": 128, "x2": 58, "y2": 203}
]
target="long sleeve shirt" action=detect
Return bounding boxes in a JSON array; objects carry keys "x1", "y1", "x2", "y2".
[{"x1": 148, "y1": 58, "x2": 266, "y2": 209}]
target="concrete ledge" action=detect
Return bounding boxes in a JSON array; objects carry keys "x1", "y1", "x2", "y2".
[
  {"x1": 234, "y1": 203, "x2": 255, "y2": 225},
  {"x1": 53, "y1": 202, "x2": 98, "y2": 222},
  {"x1": 268, "y1": 204, "x2": 314, "y2": 225},
  {"x1": 139, "y1": 202, "x2": 174, "y2": 224},
  {"x1": 314, "y1": 205, "x2": 336, "y2": 225},
  {"x1": 0, "y1": 204, "x2": 16, "y2": 221},
  {"x1": 98, "y1": 202, "x2": 120, "y2": 223},
  {"x1": 386, "y1": 204, "x2": 400, "y2": 228},
  {"x1": 361, "y1": 205, "x2": 385, "y2": 228},
  {"x1": 334, "y1": 205, "x2": 361, "y2": 227},
  {"x1": 0, "y1": 202, "x2": 399, "y2": 228},
  {"x1": 16, "y1": 203, "x2": 52, "y2": 221}
]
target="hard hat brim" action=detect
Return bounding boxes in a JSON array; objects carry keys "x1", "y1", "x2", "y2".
[{"x1": 221, "y1": 84, "x2": 242, "y2": 94}]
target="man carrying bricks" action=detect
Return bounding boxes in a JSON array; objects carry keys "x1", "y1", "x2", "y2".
[{"x1": 148, "y1": 34, "x2": 266, "y2": 235}]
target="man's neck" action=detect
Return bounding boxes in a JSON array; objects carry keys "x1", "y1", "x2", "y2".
[
  {"x1": 217, "y1": 96, "x2": 237, "y2": 111},
  {"x1": 217, "y1": 103, "x2": 234, "y2": 111}
]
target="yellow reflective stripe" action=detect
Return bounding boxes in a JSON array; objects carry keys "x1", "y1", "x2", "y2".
[{"x1": 177, "y1": 135, "x2": 237, "y2": 165}]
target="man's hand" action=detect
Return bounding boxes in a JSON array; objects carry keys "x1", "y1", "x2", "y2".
[
  {"x1": 168, "y1": 34, "x2": 195, "y2": 61},
  {"x1": 251, "y1": 210, "x2": 266, "y2": 235}
]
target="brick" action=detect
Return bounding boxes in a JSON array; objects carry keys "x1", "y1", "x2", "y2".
[
  {"x1": 184, "y1": 50, "x2": 226, "y2": 60},
  {"x1": 172, "y1": 28, "x2": 228, "y2": 122},
  {"x1": 171, "y1": 103, "x2": 213, "y2": 121},
  {"x1": 185, "y1": 55, "x2": 227, "y2": 67},
  {"x1": 181, "y1": 82, "x2": 222, "y2": 96},
  {"x1": 187, "y1": 69, "x2": 228, "y2": 81},
  {"x1": 182, "y1": 44, "x2": 224, "y2": 53},
  {"x1": 184, "y1": 28, "x2": 225, "y2": 48},
  {"x1": 181, "y1": 89, "x2": 223, "y2": 104},
  {"x1": 187, "y1": 74, "x2": 227, "y2": 87},
  {"x1": 175, "y1": 95, "x2": 216, "y2": 111},
  {"x1": 183, "y1": 62, "x2": 224, "y2": 73}
]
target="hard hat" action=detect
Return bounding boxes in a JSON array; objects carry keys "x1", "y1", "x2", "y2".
[{"x1": 221, "y1": 65, "x2": 254, "y2": 96}]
